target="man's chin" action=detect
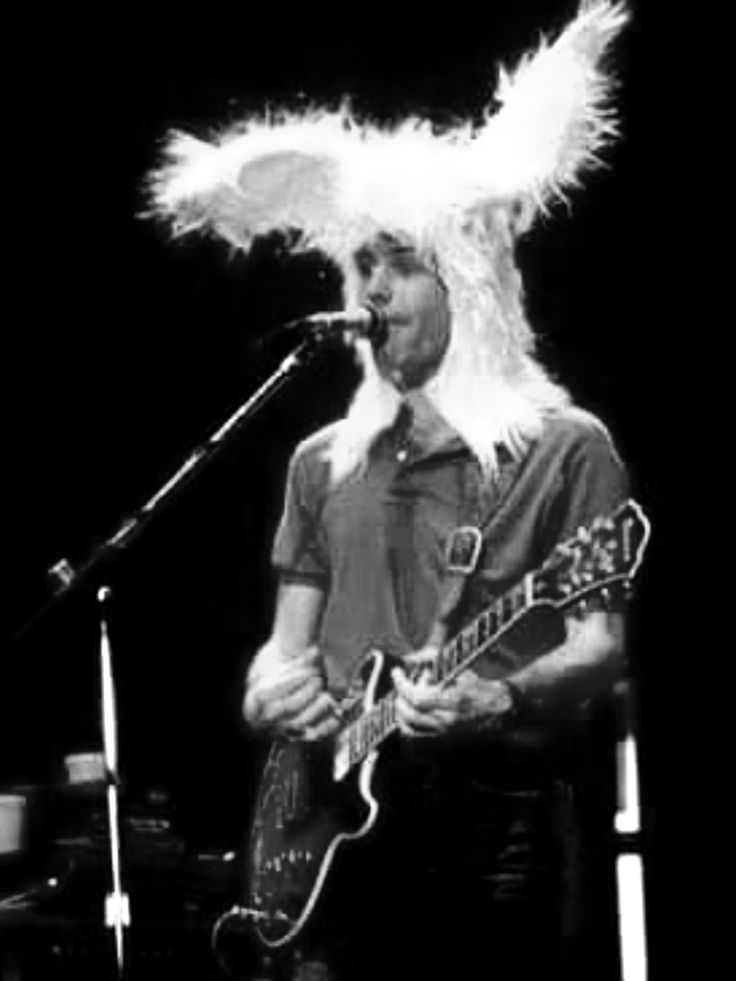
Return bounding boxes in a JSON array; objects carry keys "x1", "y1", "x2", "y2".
[{"x1": 379, "y1": 360, "x2": 438, "y2": 392}]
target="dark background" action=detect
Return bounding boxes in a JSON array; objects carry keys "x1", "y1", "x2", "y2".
[{"x1": 3, "y1": 0, "x2": 669, "y2": 965}]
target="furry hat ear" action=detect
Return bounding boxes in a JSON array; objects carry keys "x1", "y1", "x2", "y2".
[
  {"x1": 462, "y1": 0, "x2": 629, "y2": 224},
  {"x1": 147, "y1": 2, "x2": 629, "y2": 257},
  {"x1": 148, "y1": 119, "x2": 349, "y2": 250}
]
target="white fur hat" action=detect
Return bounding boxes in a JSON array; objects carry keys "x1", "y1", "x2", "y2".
[{"x1": 148, "y1": 1, "x2": 629, "y2": 265}]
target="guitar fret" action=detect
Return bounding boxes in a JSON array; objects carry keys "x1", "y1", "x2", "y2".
[
  {"x1": 513, "y1": 581, "x2": 527, "y2": 613},
  {"x1": 446, "y1": 639, "x2": 458, "y2": 675},
  {"x1": 460, "y1": 625, "x2": 475, "y2": 660},
  {"x1": 477, "y1": 610, "x2": 489, "y2": 647},
  {"x1": 487, "y1": 606, "x2": 499, "y2": 636},
  {"x1": 438, "y1": 639, "x2": 455, "y2": 682},
  {"x1": 509, "y1": 585, "x2": 519, "y2": 615},
  {"x1": 500, "y1": 593, "x2": 513, "y2": 622}
]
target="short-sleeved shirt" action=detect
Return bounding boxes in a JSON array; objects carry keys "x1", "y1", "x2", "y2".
[{"x1": 272, "y1": 405, "x2": 628, "y2": 697}]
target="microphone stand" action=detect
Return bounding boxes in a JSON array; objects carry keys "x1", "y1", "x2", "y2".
[{"x1": 11, "y1": 327, "x2": 338, "y2": 975}]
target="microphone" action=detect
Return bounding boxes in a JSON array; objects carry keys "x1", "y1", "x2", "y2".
[{"x1": 296, "y1": 304, "x2": 389, "y2": 345}]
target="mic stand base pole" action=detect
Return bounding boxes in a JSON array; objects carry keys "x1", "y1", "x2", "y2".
[{"x1": 99, "y1": 586, "x2": 130, "y2": 979}]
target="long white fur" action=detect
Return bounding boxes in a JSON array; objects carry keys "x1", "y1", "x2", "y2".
[{"x1": 474, "y1": 0, "x2": 629, "y2": 217}]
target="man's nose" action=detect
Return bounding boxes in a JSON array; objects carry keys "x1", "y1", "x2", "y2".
[{"x1": 366, "y1": 262, "x2": 393, "y2": 305}]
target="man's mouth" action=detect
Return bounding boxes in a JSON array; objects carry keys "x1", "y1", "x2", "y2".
[{"x1": 386, "y1": 312, "x2": 412, "y2": 326}]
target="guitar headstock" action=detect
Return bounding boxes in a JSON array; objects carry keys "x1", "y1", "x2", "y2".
[{"x1": 533, "y1": 499, "x2": 651, "y2": 610}]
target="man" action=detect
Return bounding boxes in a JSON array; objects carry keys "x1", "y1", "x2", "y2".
[
  {"x1": 242, "y1": 230, "x2": 627, "y2": 981},
  {"x1": 149, "y1": 5, "x2": 631, "y2": 977}
]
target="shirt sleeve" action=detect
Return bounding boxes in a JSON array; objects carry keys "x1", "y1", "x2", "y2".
[
  {"x1": 542, "y1": 417, "x2": 630, "y2": 614},
  {"x1": 554, "y1": 419, "x2": 629, "y2": 544},
  {"x1": 271, "y1": 447, "x2": 330, "y2": 587}
]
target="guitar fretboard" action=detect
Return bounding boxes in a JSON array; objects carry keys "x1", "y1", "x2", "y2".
[
  {"x1": 333, "y1": 572, "x2": 534, "y2": 780},
  {"x1": 432, "y1": 576, "x2": 532, "y2": 686}
]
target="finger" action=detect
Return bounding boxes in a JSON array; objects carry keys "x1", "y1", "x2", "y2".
[
  {"x1": 248, "y1": 642, "x2": 318, "y2": 686},
  {"x1": 391, "y1": 669, "x2": 451, "y2": 711},
  {"x1": 403, "y1": 646, "x2": 439, "y2": 667},
  {"x1": 251, "y1": 665, "x2": 320, "y2": 707},
  {"x1": 288, "y1": 692, "x2": 340, "y2": 731},
  {"x1": 301, "y1": 714, "x2": 342, "y2": 742},
  {"x1": 402, "y1": 648, "x2": 439, "y2": 682},
  {"x1": 396, "y1": 711, "x2": 446, "y2": 738},
  {"x1": 265, "y1": 662, "x2": 323, "y2": 698},
  {"x1": 394, "y1": 695, "x2": 450, "y2": 737},
  {"x1": 242, "y1": 687, "x2": 263, "y2": 726},
  {"x1": 259, "y1": 675, "x2": 323, "y2": 723}
]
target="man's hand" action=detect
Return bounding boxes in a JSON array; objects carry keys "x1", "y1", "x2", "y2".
[
  {"x1": 391, "y1": 648, "x2": 516, "y2": 738},
  {"x1": 243, "y1": 643, "x2": 342, "y2": 741}
]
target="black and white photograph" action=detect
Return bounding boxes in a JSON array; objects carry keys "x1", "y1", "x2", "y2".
[{"x1": 3, "y1": 3, "x2": 669, "y2": 979}]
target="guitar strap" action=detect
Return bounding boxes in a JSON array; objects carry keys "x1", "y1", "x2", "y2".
[{"x1": 426, "y1": 447, "x2": 525, "y2": 650}]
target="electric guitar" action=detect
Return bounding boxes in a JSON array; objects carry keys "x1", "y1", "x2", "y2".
[{"x1": 244, "y1": 498, "x2": 651, "y2": 949}]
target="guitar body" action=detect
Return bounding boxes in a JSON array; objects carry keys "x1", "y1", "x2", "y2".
[{"x1": 247, "y1": 650, "x2": 385, "y2": 949}]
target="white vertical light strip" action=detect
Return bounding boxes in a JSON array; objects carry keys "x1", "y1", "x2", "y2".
[
  {"x1": 616, "y1": 854, "x2": 647, "y2": 981},
  {"x1": 615, "y1": 734, "x2": 640, "y2": 834},
  {"x1": 615, "y1": 729, "x2": 648, "y2": 981}
]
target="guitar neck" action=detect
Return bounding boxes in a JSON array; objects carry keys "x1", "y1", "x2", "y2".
[{"x1": 334, "y1": 572, "x2": 536, "y2": 778}]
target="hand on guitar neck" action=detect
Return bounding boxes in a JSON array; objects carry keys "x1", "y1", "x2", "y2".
[
  {"x1": 243, "y1": 641, "x2": 343, "y2": 742},
  {"x1": 392, "y1": 647, "x2": 518, "y2": 738}
]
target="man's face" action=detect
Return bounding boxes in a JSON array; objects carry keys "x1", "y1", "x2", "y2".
[{"x1": 353, "y1": 234, "x2": 451, "y2": 391}]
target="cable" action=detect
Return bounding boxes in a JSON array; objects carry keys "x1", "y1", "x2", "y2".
[{"x1": 210, "y1": 906, "x2": 251, "y2": 981}]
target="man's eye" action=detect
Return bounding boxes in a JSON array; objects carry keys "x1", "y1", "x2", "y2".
[
  {"x1": 354, "y1": 251, "x2": 376, "y2": 278},
  {"x1": 389, "y1": 252, "x2": 419, "y2": 274}
]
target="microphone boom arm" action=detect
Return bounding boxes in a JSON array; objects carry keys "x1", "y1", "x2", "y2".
[{"x1": 14, "y1": 330, "x2": 334, "y2": 642}]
